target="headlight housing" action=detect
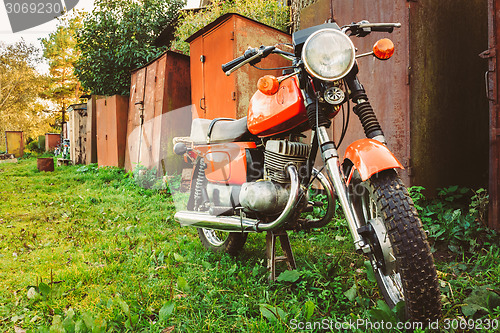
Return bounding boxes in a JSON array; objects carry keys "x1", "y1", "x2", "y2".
[{"x1": 302, "y1": 29, "x2": 355, "y2": 81}]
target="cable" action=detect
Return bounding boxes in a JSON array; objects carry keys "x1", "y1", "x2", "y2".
[
  {"x1": 335, "y1": 81, "x2": 350, "y2": 148},
  {"x1": 251, "y1": 64, "x2": 296, "y2": 71}
]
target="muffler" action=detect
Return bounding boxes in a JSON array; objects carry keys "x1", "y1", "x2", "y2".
[{"x1": 174, "y1": 165, "x2": 300, "y2": 232}]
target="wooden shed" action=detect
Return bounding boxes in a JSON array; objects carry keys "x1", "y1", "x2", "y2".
[
  {"x1": 67, "y1": 103, "x2": 88, "y2": 165},
  {"x1": 125, "y1": 51, "x2": 192, "y2": 176},
  {"x1": 5, "y1": 131, "x2": 24, "y2": 158},
  {"x1": 45, "y1": 133, "x2": 60, "y2": 152},
  {"x1": 96, "y1": 95, "x2": 129, "y2": 168},
  {"x1": 186, "y1": 13, "x2": 292, "y2": 120},
  {"x1": 86, "y1": 96, "x2": 99, "y2": 165}
]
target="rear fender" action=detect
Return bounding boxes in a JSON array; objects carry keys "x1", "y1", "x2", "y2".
[{"x1": 343, "y1": 139, "x2": 403, "y2": 183}]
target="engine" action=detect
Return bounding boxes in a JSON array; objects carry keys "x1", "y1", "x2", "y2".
[
  {"x1": 263, "y1": 140, "x2": 310, "y2": 183},
  {"x1": 239, "y1": 140, "x2": 310, "y2": 215}
]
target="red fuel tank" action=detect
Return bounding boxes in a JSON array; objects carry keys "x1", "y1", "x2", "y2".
[{"x1": 247, "y1": 77, "x2": 308, "y2": 137}]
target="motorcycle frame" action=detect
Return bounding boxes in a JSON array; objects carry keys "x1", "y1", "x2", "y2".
[{"x1": 178, "y1": 24, "x2": 406, "y2": 253}]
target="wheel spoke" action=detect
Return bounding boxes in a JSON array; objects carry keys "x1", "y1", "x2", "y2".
[{"x1": 202, "y1": 229, "x2": 228, "y2": 247}]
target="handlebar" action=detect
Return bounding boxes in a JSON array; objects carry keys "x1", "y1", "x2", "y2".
[
  {"x1": 221, "y1": 45, "x2": 279, "y2": 76},
  {"x1": 221, "y1": 48, "x2": 259, "y2": 73}
]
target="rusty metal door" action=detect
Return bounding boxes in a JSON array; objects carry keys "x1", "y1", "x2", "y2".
[
  {"x1": 5, "y1": 131, "x2": 24, "y2": 157},
  {"x1": 300, "y1": 0, "x2": 411, "y2": 185},
  {"x1": 485, "y1": 0, "x2": 500, "y2": 230}
]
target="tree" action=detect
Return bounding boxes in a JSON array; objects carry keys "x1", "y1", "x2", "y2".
[
  {"x1": 0, "y1": 41, "x2": 52, "y2": 151},
  {"x1": 41, "y1": 14, "x2": 83, "y2": 117},
  {"x1": 171, "y1": 0, "x2": 290, "y2": 54},
  {"x1": 75, "y1": 0, "x2": 184, "y2": 96}
]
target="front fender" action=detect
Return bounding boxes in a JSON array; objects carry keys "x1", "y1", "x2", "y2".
[{"x1": 343, "y1": 139, "x2": 404, "y2": 182}]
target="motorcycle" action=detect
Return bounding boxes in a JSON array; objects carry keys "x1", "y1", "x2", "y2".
[
  {"x1": 173, "y1": 20, "x2": 441, "y2": 323},
  {"x1": 54, "y1": 139, "x2": 70, "y2": 160}
]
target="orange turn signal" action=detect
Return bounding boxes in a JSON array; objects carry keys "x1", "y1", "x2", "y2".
[
  {"x1": 373, "y1": 38, "x2": 395, "y2": 60},
  {"x1": 257, "y1": 75, "x2": 280, "y2": 95}
]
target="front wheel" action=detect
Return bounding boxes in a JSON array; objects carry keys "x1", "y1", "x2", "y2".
[
  {"x1": 350, "y1": 169, "x2": 441, "y2": 322},
  {"x1": 197, "y1": 228, "x2": 247, "y2": 255}
]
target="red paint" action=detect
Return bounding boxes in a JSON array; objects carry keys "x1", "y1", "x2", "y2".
[
  {"x1": 247, "y1": 76, "x2": 308, "y2": 137},
  {"x1": 344, "y1": 139, "x2": 404, "y2": 181},
  {"x1": 197, "y1": 142, "x2": 256, "y2": 185}
]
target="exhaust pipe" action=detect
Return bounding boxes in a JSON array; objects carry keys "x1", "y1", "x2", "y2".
[
  {"x1": 174, "y1": 165, "x2": 300, "y2": 232},
  {"x1": 175, "y1": 211, "x2": 258, "y2": 231}
]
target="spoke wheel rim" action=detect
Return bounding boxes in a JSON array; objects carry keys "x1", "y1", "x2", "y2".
[
  {"x1": 202, "y1": 229, "x2": 228, "y2": 247},
  {"x1": 359, "y1": 183, "x2": 405, "y2": 305}
]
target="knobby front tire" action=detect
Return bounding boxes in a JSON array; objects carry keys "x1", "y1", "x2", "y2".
[{"x1": 352, "y1": 169, "x2": 441, "y2": 323}]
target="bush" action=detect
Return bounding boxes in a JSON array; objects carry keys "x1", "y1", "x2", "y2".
[
  {"x1": 409, "y1": 185, "x2": 497, "y2": 254},
  {"x1": 75, "y1": 0, "x2": 184, "y2": 95},
  {"x1": 26, "y1": 140, "x2": 44, "y2": 154}
]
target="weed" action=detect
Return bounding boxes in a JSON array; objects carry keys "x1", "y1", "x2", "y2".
[{"x1": 0, "y1": 160, "x2": 498, "y2": 332}]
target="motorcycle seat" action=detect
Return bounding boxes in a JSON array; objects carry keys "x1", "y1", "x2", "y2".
[{"x1": 190, "y1": 117, "x2": 249, "y2": 144}]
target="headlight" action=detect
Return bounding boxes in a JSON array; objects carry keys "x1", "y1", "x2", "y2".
[{"x1": 302, "y1": 29, "x2": 355, "y2": 81}]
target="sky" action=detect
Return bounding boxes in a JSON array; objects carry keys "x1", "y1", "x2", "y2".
[
  {"x1": 0, "y1": 0, "x2": 95, "y2": 46},
  {"x1": 0, "y1": 0, "x2": 95, "y2": 73},
  {"x1": 0, "y1": 0, "x2": 200, "y2": 73}
]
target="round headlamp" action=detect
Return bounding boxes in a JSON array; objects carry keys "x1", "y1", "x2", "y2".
[{"x1": 302, "y1": 29, "x2": 356, "y2": 81}]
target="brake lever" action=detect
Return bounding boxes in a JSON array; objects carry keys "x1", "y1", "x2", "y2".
[{"x1": 342, "y1": 21, "x2": 401, "y2": 37}]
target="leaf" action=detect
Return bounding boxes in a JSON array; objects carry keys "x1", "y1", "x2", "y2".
[
  {"x1": 177, "y1": 276, "x2": 189, "y2": 292},
  {"x1": 159, "y1": 301, "x2": 175, "y2": 322},
  {"x1": 62, "y1": 315, "x2": 75, "y2": 333},
  {"x1": 0, "y1": 306, "x2": 9, "y2": 316},
  {"x1": 38, "y1": 282, "x2": 51, "y2": 297},
  {"x1": 304, "y1": 300, "x2": 315, "y2": 320},
  {"x1": 259, "y1": 304, "x2": 287, "y2": 322},
  {"x1": 173, "y1": 253, "x2": 185, "y2": 262},
  {"x1": 81, "y1": 312, "x2": 95, "y2": 331},
  {"x1": 14, "y1": 327, "x2": 26, "y2": 333},
  {"x1": 74, "y1": 319, "x2": 86, "y2": 333},
  {"x1": 161, "y1": 326, "x2": 175, "y2": 333},
  {"x1": 376, "y1": 300, "x2": 393, "y2": 317},
  {"x1": 115, "y1": 298, "x2": 130, "y2": 317},
  {"x1": 49, "y1": 315, "x2": 65, "y2": 333},
  {"x1": 276, "y1": 270, "x2": 300, "y2": 283},
  {"x1": 392, "y1": 301, "x2": 406, "y2": 322},
  {"x1": 93, "y1": 316, "x2": 107, "y2": 333},
  {"x1": 364, "y1": 261, "x2": 376, "y2": 283},
  {"x1": 487, "y1": 291, "x2": 500, "y2": 310},
  {"x1": 461, "y1": 286, "x2": 496, "y2": 316},
  {"x1": 344, "y1": 284, "x2": 357, "y2": 302},
  {"x1": 462, "y1": 303, "x2": 488, "y2": 317},
  {"x1": 27, "y1": 287, "x2": 37, "y2": 299},
  {"x1": 158, "y1": 251, "x2": 165, "y2": 263}
]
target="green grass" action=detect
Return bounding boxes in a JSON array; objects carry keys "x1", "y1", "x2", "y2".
[{"x1": 0, "y1": 158, "x2": 499, "y2": 332}]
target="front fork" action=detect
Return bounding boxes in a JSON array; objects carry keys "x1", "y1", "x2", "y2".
[{"x1": 316, "y1": 126, "x2": 370, "y2": 252}]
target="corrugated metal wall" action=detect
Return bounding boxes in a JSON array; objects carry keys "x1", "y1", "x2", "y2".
[
  {"x1": 125, "y1": 51, "x2": 192, "y2": 176},
  {"x1": 300, "y1": 0, "x2": 489, "y2": 193}
]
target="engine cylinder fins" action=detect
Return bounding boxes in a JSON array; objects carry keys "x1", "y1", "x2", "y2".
[{"x1": 264, "y1": 140, "x2": 310, "y2": 183}]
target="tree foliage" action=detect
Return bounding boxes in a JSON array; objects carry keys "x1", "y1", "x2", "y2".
[
  {"x1": 172, "y1": 0, "x2": 290, "y2": 54},
  {"x1": 41, "y1": 14, "x2": 83, "y2": 114},
  {"x1": 75, "y1": 0, "x2": 184, "y2": 96},
  {"x1": 0, "y1": 41, "x2": 52, "y2": 150}
]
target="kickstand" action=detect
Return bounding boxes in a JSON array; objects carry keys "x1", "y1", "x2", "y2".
[{"x1": 266, "y1": 229, "x2": 297, "y2": 282}]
